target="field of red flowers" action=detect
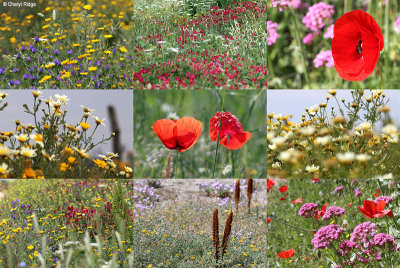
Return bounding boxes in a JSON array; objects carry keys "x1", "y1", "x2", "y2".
[{"x1": 0, "y1": 0, "x2": 267, "y2": 89}]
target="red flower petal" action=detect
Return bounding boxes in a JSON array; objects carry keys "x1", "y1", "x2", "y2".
[
  {"x1": 209, "y1": 111, "x2": 243, "y2": 141},
  {"x1": 376, "y1": 200, "x2": 386, "y2": 212},
  {"x1": 152, "y1": 119, "x2": 177, "y2": 150},
  {"x1": 174, "y1": 117, "x2": 202, "y2": 152},
  {"x1": 277, "y1": 249, "x2": 295, "y2": 259},
  {"x1": 152, "y1": 117, "x2": 202, "y2": 152},
  {"x1": 372, "y1": 188, "x2": 380, "y2": 198},
  {"x1": 292, "y1": 196, "x2": 303, "y2": 204},
  {"x1": 209, "y1": 111, "x2": 251, "y2": 150},
  {"x1": 267, "y1": 179, "x2": 275, "y2": 192},
  {"x1": 220, "y1": 131, "x2": 252, "y2": 150},
  {"x1": 332, "y1": 10, "x2": 383, "y2": 81},
  {"x1": 278, "y1": 185, "x2": 288, "y2": 193},
  {"x1": 280, "y1": 195, "x2": 287, "y2": 201}
]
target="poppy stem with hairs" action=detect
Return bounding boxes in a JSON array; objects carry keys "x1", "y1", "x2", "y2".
[
  {"x1": 290, "y1": 8, "x2": 311, "y2": 89},
  {"x1": 268, "y1": 216, "x2": 317, "y2": 232},
  {"x1": 212, "y1": 90, "x2": 226, "y2": 179},
  {"x1": 174, "y1": 148, "x2": 179, "y2": 179}
]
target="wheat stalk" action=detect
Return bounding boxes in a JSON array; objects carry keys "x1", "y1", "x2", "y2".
[
  {"x1": 212, "y1": 208, "x2": 219, "y2": 262},
  {"x1": 234, "y1": 179, "x2": 240, "y2": 214},
  {"x1": 247, "y1": 179, "x2": 254, "y2": 213},
  {"x1": 221, "y1": 210, "x2": 233, "y2": 259}
]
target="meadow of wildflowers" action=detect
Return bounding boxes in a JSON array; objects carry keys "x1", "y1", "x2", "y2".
[
  {"x1": 267, "y1": 0, "x2": 400, "y2": 89},
  {"x1": 0, "y1": 90, "x2": 133, "y2": 178},
  {"x1": 267, "y1": 89, "x2": 400, "y2": 179},
  {"x1": 1, "y1": 0, "x2": 267, "y2": 89},
  {"x1": 0, "y1": 179, "x2": 266, "y2": 267},
  {"x1": 267, "y1": 178, "x2": 400, "y2": 267},
  {"x1": 134, "y1": 90, "x2": 266, "y2": 178}
]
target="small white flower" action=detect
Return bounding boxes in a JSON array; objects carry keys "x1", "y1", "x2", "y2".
[{"x1": 222, "y1": 165, "x2": 232, "y2": 175}]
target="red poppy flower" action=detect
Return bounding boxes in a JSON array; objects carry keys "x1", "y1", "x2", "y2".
[
  {"x1": 331, "y1": 10, "x2": 384, "y2": 81},
  {"x1": 359, "y1": 200, "x2": 393, "y2": 219},
  {"x1": 152, "y1": 117, "x2": 202, "y2": 153},
  {"x1": 314, "y1": 203, "x2": 327, "y2": 220},
  {"x1": 372, "y1": 188, "x2": 380, "y2": 198},
  {"x1": 209, "y1": 111, "x2": 251, "y2": 150},
  {"x1": 267, "y1": 218, "x2": 271, "y2": 224},
  {"x1": 292, "y1": 196, "x2": 303, "y2": 204},
  {"x1": 277, "y1": 249, "x2": 294, "y2": 259},
  {"x1": 267, "y1": 179, "x2": 275, "y2": 192},
  {"x1": 278, "y1": 185, "x2": 288, "y2": 193},
  {"x1": 280, "y1": 195, "x2": 287, "y2": 201}
]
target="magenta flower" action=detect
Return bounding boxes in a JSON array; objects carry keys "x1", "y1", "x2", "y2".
[{"x1": 311, "y1": 224, "x2": 343, "y2": 249}]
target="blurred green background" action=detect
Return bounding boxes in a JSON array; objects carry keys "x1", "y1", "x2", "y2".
[{"x1": 134, "y1": 90, "x2": 266, "y2": 178}]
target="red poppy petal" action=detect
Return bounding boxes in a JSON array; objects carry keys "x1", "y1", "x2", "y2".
[
  {"x1": 363, "y1": 200, "x2": 377, "y2": 214},
  {"x1": 209, "y1": 112, "x2": 243, "y2": 142},
  {"x1": 332, "y1": 10, "x2": 383, "y2": 81},
  {"x1": 220, "y1": 131, "x2": 252, "y2": 150},
  {"x1": 152, "y1": 119, "x2": 177, "y2": 150},
  {"x1": 359, "y1": 206, "x2": 373, "y2": 219},
  {"x1": 278, "y1": 185, "x2": 288, "y2": 193},
  {"x1": 277, "y1": 249, "x2": 294, "y2": 259},
  {"x1": 175, "y1": 117, "x2": 202, "y2": 152},
  {"x1": 376, "y1": 200, "x2": 386, "y2": 212}
]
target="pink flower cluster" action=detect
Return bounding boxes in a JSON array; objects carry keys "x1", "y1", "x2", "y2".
[
  {"x1": 322, "y1": 206, "x2": 346, "y2": 220},
  {"x1": 302, "y1": 2, "x2": 334, "y2": 32},
  {"x1": 313, "y1": 50, "x2": 334, "y2": 68},
  {"x1": 298, "y1": 202, "x2": 318, "y2": 218},
  {"x1": 311, "y1": 224, "x2": 343, "y2": 249},
  {"x1": 334, "y1": 185, "x2": 344, "y2": 193},
  {"x1": 372, "y1": 233, "x2": 395, "y2": 247},
  {"x1": 267, "y1": 20, "x2": 280, "y2": 46},
  {"x1": 268, "y1": 0, "x2": 303, "y2": 12},
  {"x1": 350, "y1": 221, "x2": 376, "y2": 246},
  {"x1": 374, "y1": 196, "x2": 393, "y2": 204},
  {"x1": 394, "y1": 16, "x2": 400, "y2": 32},
  {"x1": 354, "y1": 188, "x2": 362, "y2": 197}
]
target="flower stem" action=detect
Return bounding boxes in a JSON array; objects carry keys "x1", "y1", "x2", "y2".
[
  {"x1": 268, "y1": 216, "x2": 317, "y2": 232},
  {"x1": 290, "y1": 9, "x2": 311, "y2": 89},
  {"x1": 212, "y1": 90, "x2": 226, "y2": 179}
]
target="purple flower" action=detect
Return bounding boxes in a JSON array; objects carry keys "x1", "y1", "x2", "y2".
[
  {"x1": 374, "y1": 196, "x2": 393, "y2": 205},
  {"x1": 372, "y1": 233, "x2": 395, "y2": 248},
  {"x1": 338, "y1": 240, "x2": 357, "y2": 256},
  {"x1": 322, "y1": 206, "x2": 346, "y2": 220},
  {"x1": 314, "y1": 50, "x2": 334, "y2": 68},
  {"x1": 302, "y1": 2, "x2": 335, "y2": 32},
  {"x1": 334, "y1": 186, "x2": 344, "y2": 193},
  {"x1": 395, "y1": 16, "x2": 400, "y2": 32},
  {"x1": 303, "y1": 32, "x2": 318, "y2": 45},
  {"x1": 267, "y1": 20, "x2": 279, "y2": 46},
  {"x1": 312, "y1": 224, "x2": 343, "y2": 249},
  {"x1": 298, "y1": 203, "x2": 318, "y2": 218},
  {"x1": 354, "y1": 188, "x2": 362, "y2": 197},
  {"x1": 350, "y1": 222, "x2": 376, "y2": 247},
  {"x1": 324, "y1": 24, "x2": 334, "y2": 39}
]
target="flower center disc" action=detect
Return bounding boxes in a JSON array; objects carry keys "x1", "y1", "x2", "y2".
[{"x1": 356, "y1": 39, "x2": 363, "y2": 54}]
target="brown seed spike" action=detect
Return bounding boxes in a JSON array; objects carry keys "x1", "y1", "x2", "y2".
[
  {"x1": 221, "y1": 210, "x2": 233, "y2": 258},
  {"x1": 234, "y1": 179, "x2": 240, "y2": 214},
  {"x1": 247, "y1": 179, "x2": 254, "y2": 212},
  {"x1": 212, "y1": 208, "x2": 219, "y2": 262}
]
